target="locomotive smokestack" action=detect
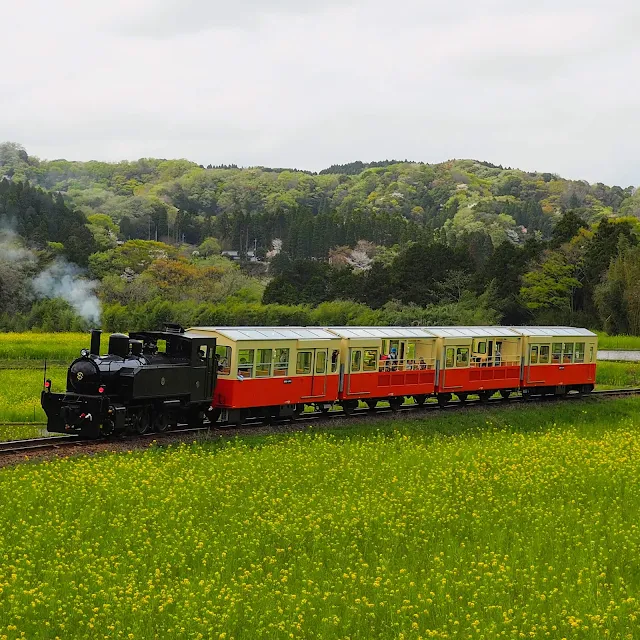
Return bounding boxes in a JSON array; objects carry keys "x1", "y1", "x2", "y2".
[{"x1": 90, "y1": 329, "x2": 102, "y2": 356}]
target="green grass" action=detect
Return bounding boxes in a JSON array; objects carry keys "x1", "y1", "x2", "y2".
[
  {"x1": 0, "y1": 332, "x2": 92, "y2": 362},
  {"x1": 0, "y1": 366, "x2": 67, "y2": 424},
  {"x1": 594, "y1": 360, "x2": 640, "y2": 389},
  {"x1": 596, "y1": 332, "x2": 640, "y2": 350},
  {"x1": 1, "y1": 399, "x2": 640, "y2": 638}
]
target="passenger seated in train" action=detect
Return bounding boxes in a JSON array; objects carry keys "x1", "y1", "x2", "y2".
[{"x1": 389, "y1": 348, "x2": 398, "y2": 370}]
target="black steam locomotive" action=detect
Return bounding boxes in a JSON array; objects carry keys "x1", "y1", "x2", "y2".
[{"x1": 41, "y1": 325, "x2": 218, "y2": 438}]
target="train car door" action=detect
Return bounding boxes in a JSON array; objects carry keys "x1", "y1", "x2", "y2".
[{"x1": 312, "y1": 349, "x2": 328, "y2": 396}]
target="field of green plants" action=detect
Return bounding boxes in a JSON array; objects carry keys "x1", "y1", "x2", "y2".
[
  {"x1": 0, "y1": 366, "x2": 67, "y2": 425},
  {"x1": 1, "y1": 399, "x2": 640, "y2": 638},
  {"x1": 596, "y1": 332, "x2": 640, "y2": 350},
  {"x1": 0, "y1": 332, "x2": 91, "y2": 363},
  {"x1": 595, "y1": 360, "x2": 640, "y2": 389}
]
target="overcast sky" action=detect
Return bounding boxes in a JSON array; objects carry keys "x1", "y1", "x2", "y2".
[{"x1": 2, "y1": 0, "x2": 639, "y2": 185}]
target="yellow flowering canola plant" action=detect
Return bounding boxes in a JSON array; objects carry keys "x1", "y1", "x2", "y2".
[{"x1": 1, "y1": 399, "x2": 640, "y2": 639}]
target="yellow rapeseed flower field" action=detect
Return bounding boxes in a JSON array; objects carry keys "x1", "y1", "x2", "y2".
[{"x1": 1, "y1": 399, "x2": 640, "y2": 638}]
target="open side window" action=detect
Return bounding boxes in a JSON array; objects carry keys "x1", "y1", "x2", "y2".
[
  {"x1": 456, "y1": 347, "x2": 469, "y2": 367},
  {"x1": 215, "y1": 346, "x2": 232, "y2": 375}
]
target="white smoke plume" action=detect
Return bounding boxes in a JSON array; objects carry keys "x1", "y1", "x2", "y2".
[
  {"x1": 32, "y1": 260, "x2": 102, "y2": 324},
  {"x1": 0, "y1": 227, "x2": 35, "y2": 265}
]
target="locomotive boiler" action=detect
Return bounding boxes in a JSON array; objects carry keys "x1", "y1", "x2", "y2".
[{"x1": 41, "y1": 325, "x2": 218, "y2": 438}]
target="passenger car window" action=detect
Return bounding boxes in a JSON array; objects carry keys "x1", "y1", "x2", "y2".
[
  {"x1": 274, "y1": 348, "x2": 289, "y2": 376},
  {"x1": 552, "y1": 343, "x2": 562, "y2": 363},
  {"x1": 589, "y1": 346, "x2": 594, "y2": 363},
  {"x1": 445, "y1": 347, "x2": 455, "y2": 368},
  {"x1": 363, "y1": 349, "x2": 377, "y2": 372},
  {"x1": 331, "y1": 349, "x2": 339, "y2": 373},
  {"x1": 456, "y1": 347, "x2": 469, "y2": 367},
  {"x1": 539, "y1": 345, "x2": 550, "y2": 364},
  {"x1": 315, "y1": 351, "x2": 327, "y2": 374},
  {"x1": 530, "y1": 345, "x2": 539, "y2": 364},
  {"x1": 296, "y1": 351, "x2": 312, "y2": 375},
  {"x1": 256, "y1": 348, "x2": 272, "y2": 378},
  {"x1": 215, "y1": 345, "x2": 231, "y2": 375},
  {"x1": 574, "y1": 343, "x2": 585, "y2": 363},
  {"x1": 350, "y1": 350, "x2": 362, "y2": 372},
  {"x1": 238, "y1": 349, "x2": 254, "y2": 378},
  {"x1": 563, "y1": 343, "x2": 574, "y2": 363},
  {"x1": 477, "y1": 341, "x2": 487, "y2": 354}
]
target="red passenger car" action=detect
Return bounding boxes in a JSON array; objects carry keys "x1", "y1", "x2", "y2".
[{"x1": 189, "y1": 327, "x2": 341, "y2": 424}]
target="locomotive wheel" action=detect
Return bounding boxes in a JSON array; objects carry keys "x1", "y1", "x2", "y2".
[
  {"x1": 366, "y1": 400, "x2": 378, "y2": 411},
  {"x1": 478, "y1": 391, "x2": 491, "y2": 404},
  {"x1": 133, "y1": 409, "x2": 151, "y2": 435},
  {"x1": 100, "y1": 419, "x2": 115, "y2": 437},
  {"x1": 437, "y1": 393, "x2": 452, "y2": 408},
  {"x1": 413, "y1": 395, "x2": 427, "y2": 406},
  {"x1": 456, "y1": 392, "x2": 468, "y2": 403},
  {"x1": 500, "y1": 390, "x2": 511, "y2": 400},
  {"x1": 154, "y1": 412, "x2": 170, "y2": 432},
  {"x1": 317, "y1": 403, "x2": 331, "y2": 414},
  {"x1": 289, "y1": 405, "x2": 302, "y2": 421},
  {"x1": 389, "y1": 397, "x2": 403, "y2": 412}
]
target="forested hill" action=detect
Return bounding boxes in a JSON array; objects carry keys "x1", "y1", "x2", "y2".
[
  {"x1": 1, "y1": 141, "x2": 638, "y2": 257},
  {"x1": 1, "y1": 140, "x2": 640, "y2": 335}
]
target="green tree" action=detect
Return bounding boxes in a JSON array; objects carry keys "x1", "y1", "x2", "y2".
[
  {"x1": 594, "y1": 242, "x2": 640, "y2": 334},
  {"x1": 521, "y1": 251, "x2": 582, "y2": 320}
]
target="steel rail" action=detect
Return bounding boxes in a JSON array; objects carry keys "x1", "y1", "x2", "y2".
[{"x1": 1, "y1": 388, "x2": 639, "y2": 456}]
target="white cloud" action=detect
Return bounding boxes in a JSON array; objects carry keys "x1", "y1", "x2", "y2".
[{"x1": 0, "y1": 0, "x2": 638, "y2": 184}]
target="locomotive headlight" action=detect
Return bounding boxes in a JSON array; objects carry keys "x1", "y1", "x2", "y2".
[
  {"x1": 81, "y1": 348, "x2": 90, "y2": 357},
  {"x1": 44, "y1": 379, "x2": 52, "y2": 393}
]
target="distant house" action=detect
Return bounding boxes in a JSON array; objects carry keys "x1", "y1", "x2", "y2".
[{"x1": 221, "y1": 250, "x2": 259, "y2": 263}]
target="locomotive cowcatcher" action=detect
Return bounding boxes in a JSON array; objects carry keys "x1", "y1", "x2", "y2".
[{"x1": 41, "y1": 325, "x2": 217, "y2": 438}]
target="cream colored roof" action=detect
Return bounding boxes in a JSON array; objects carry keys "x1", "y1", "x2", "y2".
[
  {"x1": 511, "y1": 326, "x2": 597, "y2": 338},
  {"x1": 326, "y1": 327, "x2": 436, "y2": 339},
  {"x1": 189, "y1": 326, "x2": 338, "y2": 341},
  {"x1": 426, "y1": 326, "x2": 522, "y2": 338},
  {"x1": 189, "y1": 325, "x2": 595, "y2": 342}
]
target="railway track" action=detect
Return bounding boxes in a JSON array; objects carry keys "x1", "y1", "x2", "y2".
[{"x1": 1, "y1": 388, "x2": 639, "y2": 457}]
